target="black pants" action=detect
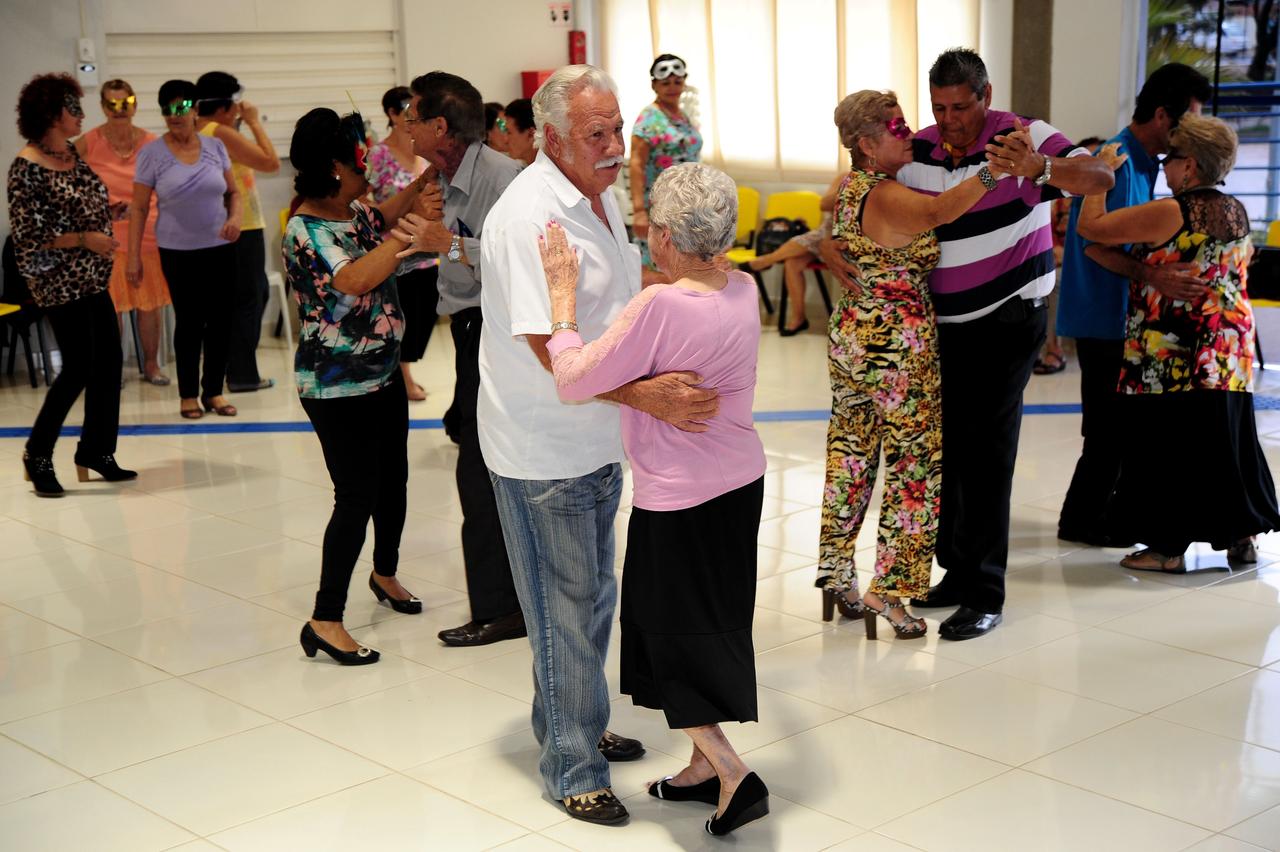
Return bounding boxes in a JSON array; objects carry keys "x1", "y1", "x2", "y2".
[
  {"x1": 451, "y1": 307, "x2": 519, "y2": 622},
  {"x1": 1058, "y1": 337, "x2": 1126, "y2": 537},
  {"x1": 302, "y1": 372, "x2": 409, "y2": 622},
  {"x1": 227, "y1": 229, "x2": 268, "y2": 386},
  {"x1": 159, "y1": 243, "x2": 237, "y2": 400},
  {"x1": 27, "y1": 290, "x2": 122, "y2": 457},
  {"x1": 935, "y1": 298, "x2": 1047, "y2": 614},
  {"x1": 397, "y1": 265, "x2": 439, "y2": 363}
]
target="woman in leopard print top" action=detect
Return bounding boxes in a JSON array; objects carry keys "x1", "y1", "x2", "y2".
[{"x1": 5, "y1": 73, "x2": 134, "y2": 496}]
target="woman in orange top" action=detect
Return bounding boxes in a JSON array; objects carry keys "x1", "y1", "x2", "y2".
[{"x1": 76, "y1": 78, "x2": 171, "y2": 385}]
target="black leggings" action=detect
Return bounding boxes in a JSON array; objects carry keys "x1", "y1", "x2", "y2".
[
  {"x1": 159, "y1": 243, "x2": 237, "y2": 400},
  {"x1": 26, "y1": 289, "x2": 122, "y2": 457},
  {"x1": 301, "y1": 372, "x2": 409, "y2": 622},
  {"x1": 227, "y1": 229, "x2": 269, "y2": 385}
]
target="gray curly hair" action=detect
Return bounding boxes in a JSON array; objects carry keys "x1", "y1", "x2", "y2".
[{"x1": 648, "y1": 162, "x2": 738, "y2": 262}]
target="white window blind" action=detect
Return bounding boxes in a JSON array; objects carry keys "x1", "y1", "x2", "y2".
[{"x1": 104, "y1": 31, "x2": 399, "y2": 148}]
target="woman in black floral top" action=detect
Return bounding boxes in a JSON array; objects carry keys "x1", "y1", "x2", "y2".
[{"x1": 6, "y1": 73, "x2": 135, "y2": 497}]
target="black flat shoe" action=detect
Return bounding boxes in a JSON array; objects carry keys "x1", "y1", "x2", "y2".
[
  {"x1": 369, "y1": 574, "x2": 423, "y2": 614},
  {"x1": 299, "y1": 623, "x2": 379, "y2": 665},
  {"x1": 598, "y1": 730, "x2": 645, "y2": 761},
  {"x1": 779, "y1": 319, "x2": 809, "y2": 337},
  {"x1": 938, "y1": 607, "x2": 1002, "y2": 641},
  {"x1": 22, "y1": 453, "x2": 63, "y2": 498},
  {"x1": 706, "y1": 772, "x2": 769, "y2": 836},
  {"x1": 437, "y1": 611, "x2": 527, "y2": 647},
  {"x1": 649, "y1": 775, "x2": 720, "y2": 805},
  {"x1": 73, "y1": 451, "x2": 137, "y2": 483},
  {"x1": 911, "y1": 583, "x2": 961, "y2": 608}
]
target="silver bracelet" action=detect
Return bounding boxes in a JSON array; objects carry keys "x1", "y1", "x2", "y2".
[{"x1": 550, "y1": 321, "x2": 578, "y2": 333}]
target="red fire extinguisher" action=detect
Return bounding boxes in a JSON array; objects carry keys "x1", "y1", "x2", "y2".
[{"x1": 569, "y1": 30, "x2": 586, "y2": 65}]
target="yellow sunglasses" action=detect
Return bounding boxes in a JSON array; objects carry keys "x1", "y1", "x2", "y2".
[{"x1": 103, "y1": 95, "x2": 137, "y2": 112}]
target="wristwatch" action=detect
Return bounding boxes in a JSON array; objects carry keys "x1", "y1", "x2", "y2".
[
  {"x1": 1033, "y1": 154, "x2": 1053, "y2": 187},
  {"x1": 447, "y1": 234, "x2": 462, "y2": 263},
  {"x1": 978, "y1": 165, "x2": 998, "y2": 191}
]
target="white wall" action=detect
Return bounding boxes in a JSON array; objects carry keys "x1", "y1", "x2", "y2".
[{"x1": 1051, "y1": 0, "x2": 1143, "y2": 141}]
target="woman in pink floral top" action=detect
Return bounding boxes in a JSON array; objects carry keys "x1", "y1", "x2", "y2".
[
  {"x1": 1077, "y1": 114, "x2": 1279, "y2": 573},
  {"x1": 628, "y1": 54, "x2": 702, "y2": 268}
]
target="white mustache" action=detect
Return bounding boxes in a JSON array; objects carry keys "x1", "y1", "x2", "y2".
[{"x1": 595, "y1": 156, "x2": 624, "y2": 169}]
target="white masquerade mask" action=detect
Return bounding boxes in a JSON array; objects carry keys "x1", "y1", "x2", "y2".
[{"x1": 651, "y1": 59, "x2": 687, "y2": 81}]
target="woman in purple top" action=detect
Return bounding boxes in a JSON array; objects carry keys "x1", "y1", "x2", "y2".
[
  {"x1": 127, "y1": 79, "x2": 242, "y2": 420},
  {"x1": 540, "y1": 163, "x2": 769, "y2": 837}
]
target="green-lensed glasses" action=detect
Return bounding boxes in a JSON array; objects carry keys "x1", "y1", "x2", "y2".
[{"x1": 161, "y1": 99, "x2": 194, "y2": 117}]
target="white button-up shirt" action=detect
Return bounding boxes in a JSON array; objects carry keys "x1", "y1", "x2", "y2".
[{"x1": 478, "y1": 151, "x2": 642, "y2": 480}]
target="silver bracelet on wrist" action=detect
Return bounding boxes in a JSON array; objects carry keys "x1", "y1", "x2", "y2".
[{"x1": 550, "y1": 321, "x2": 578, "y2": 333}]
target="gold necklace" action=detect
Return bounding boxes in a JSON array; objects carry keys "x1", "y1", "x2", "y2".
[{"x1": 103, "y1": 126, "x2": 138, "y2": 160}]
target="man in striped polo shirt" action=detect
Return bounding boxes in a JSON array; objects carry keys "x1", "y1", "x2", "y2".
[{"x1": 897, "y1": 49, "x2": 1113, "y2": 640}]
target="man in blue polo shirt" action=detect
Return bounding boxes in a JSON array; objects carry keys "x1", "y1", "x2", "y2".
[{"x1": 1056, "y1": 63, "x2": 1212, "y2": 548}]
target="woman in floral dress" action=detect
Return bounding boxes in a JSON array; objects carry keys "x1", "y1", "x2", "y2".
[
  {"x1": 1076, "y1": 114, "x2": 1279, "y2": 572},
  {"x1": 816, "y1": 90, "x2": 1003, "y2": 638},
  {"x1": 628, "y1": 54, "x2": 702, "y2": 268}
]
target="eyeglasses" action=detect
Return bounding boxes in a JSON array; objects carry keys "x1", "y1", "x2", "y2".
[
  {"x1": 103, "y1": 95, "x2": 136, "y2": 113},
  {"x1": 1157, "y1": 151, "x2": 1188, "y2": 167},
  {"x1": 885, "y1": 116, "x2": 912, "y2": 140},
  {"x1": 63, "y1": 94, "x2": 84, "y2": 119},
  {"x1": 651, "y1": 59, "x2": 687, "y2": 81},
  {"x1": 161, "y1": 99, "x2": 195, "y2": 117}
]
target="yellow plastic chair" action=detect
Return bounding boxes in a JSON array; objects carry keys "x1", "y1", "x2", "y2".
[
  {"x1": 725, "y1": 186, "x2": 772, "y2": 313},
  {"x1": 761, "y1": 191, "x2": 834, "y2": 331},
  {"x1": 1267, "y1": 220, "x2": 1280, "y2": 247}
]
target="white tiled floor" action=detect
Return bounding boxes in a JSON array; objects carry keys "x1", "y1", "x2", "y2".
[{"x1": 3, "y1": 326, "x2": 1280, "y2": 850}]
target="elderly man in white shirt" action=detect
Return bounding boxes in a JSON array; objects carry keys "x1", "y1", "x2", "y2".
[{"x1": 478, "y1": 65, "x2": 718, "y2": 826}]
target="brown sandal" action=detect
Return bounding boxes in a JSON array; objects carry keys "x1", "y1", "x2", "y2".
[
  {"x1": 180, "y1": 399, "x2": 204, "y2": 420},
  {"x1": 1120, "y1": 548, "x2": 1186, "y2": 574},
  {"x1": 201, "y1": 397, "x2": 238, "y2": 417}
]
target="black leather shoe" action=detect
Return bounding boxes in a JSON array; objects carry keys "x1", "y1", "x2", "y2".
[
  {"x1": 562, "y1": 788, "x2": 629, "y2": 825},
  {"x1": 73, "y1": 451, "x2": 137, "y2": 483},
  {"x1": 649, "y1": 775, "x2": 720, "y2": 804},
  {"x1": 368, "y1": 574, "x2": 423, "y2": 614},
  {"x1": 911, "y1": 584, "x2": 960, "y2": 608},
  {"x1": 706, "y1": 772, "x2": 769, "y2": 836},
  {"x1": 939, "y1": 607, "x2": 1003, "y2": 641},
  {"x1": 22, "y1": 453, "x2": 63, "y2": 498},
  {"x1": 437, "y1": 611, "x2": 527, "y2": 647},
  {"x1": 299, "y1": 623, "x2": 379, "y2": 665},
  {"x1": 598, "y1": 730, "x2": 645, "y2": 762}
]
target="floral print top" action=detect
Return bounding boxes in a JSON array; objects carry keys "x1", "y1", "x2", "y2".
[
  {"x1": 284, "y1": 200, "x2": 402, "y2": 399},
  {"x1": 632, "y1": 104, "x2": 702, "y2": 206},
  {"x1": 365, "y1": 141, "x2": 435, "y2": 274},
  {"x1": 1121, "y1": 189, "x2": 1255, "y2": 395}
]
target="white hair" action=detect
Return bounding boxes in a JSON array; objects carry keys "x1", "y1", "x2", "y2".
[
  {"x1": 648, "y1": 163, "x2": 738, "y2": 262},
  {"x1": 532, "y1": 64, "x2": 618, "y2": 154}
]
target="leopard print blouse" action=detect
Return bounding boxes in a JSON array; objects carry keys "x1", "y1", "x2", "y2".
[{"x1": 6, "y1": 145, "x2": 114, "y2": 308}]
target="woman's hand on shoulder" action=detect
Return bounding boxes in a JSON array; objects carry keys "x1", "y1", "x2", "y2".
[
  {"x1": 538, "y1": 219, "x2": 580, "y2": 296},
  {"x1": 1096, "y1": 142, "x2": 1128, "y2": 173}
]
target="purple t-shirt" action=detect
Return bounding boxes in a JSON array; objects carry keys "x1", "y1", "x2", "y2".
[{"x1": 134, "y1": 135, "x2": 232, "y2": 250}]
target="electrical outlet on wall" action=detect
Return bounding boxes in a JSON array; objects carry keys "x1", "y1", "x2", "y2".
[{"x1": 547, "y1": 2, "x2": 571, "y2": 28}]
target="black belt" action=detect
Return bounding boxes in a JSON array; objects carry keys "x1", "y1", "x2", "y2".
[{"x1": 994, "y1": 295, "x2": 1047, "y2": 322}]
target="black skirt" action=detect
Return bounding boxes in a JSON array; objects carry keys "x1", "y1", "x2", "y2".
[
  {"x1": 1113, "y1": 390, "x2": 1280, "y2": 553},
  {"x1": 620, "y1": 477, "x2": 764, "y2": 729},
  {"x1": 396, "y1": 265, "x2": 439, "y2": 363}
]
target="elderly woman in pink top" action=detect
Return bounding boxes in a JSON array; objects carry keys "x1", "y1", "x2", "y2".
[{"x1": 539, "y1": 162, "x2": 769, "y2": 837}]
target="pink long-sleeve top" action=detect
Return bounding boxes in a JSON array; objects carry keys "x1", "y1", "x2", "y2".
[{"x1": 545, "y1": 270, "x2": 766, "y2": 511}]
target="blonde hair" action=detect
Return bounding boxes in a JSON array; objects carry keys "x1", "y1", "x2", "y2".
[
  {"x1": 1170, "y1": 114, "x2": 1238, "y2": 186},
  {"x1": 99, "y1": 79, "x2": 134, "y2": 99},
  {"x1": 833, "y1": 90, "x2": 899, "y2": 168}
]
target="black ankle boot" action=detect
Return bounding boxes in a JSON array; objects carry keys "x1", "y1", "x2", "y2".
[
  {"x1": 22, "y1": 453, "x2": 63, "y2": 498},
  {"x1": 73, "y1": 449, "x2": 137, "y2": 483}
]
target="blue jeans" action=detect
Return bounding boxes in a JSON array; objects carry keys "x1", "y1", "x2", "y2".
[{"x1": 489, "y1": 463, "x2": 622, "y2": 800}]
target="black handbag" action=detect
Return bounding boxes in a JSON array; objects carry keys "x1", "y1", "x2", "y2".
[{"x1": 755, "y1": 217, "x2": 810, "y2": 256}]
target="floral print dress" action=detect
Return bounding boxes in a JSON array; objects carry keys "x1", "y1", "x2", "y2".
[
  {"x1": 1121, "y1": 188, "x2": 1254, "y2": 395},
  {"x1": 632, "y1": 103, "x2": 702, "y2": 267},
  {"x1": 816, "y1": 169, "x2": 943, "y2": 599}
]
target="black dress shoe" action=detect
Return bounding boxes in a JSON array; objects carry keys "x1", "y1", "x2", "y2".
[
  {"x1": 939, "y1": 607, "x2": 1003, "y2": 641},
  {"x1": 649, "y1": 775, "x2": 720, "y2": 805},
  {"x1": 598, "y1": 730, "x2": 645, "y2": 761},
  {"x1": 706, "y1": 772, "x2": 769, "y2": 836},
  {"x1": 779, "y1": 318, "x2": 810, "y2": 337},
  {"x1": 437, "y1": 611, "x2": 527, "y2": 647},
  {"x1": 562, "y1": 788, "x2": 629, "y2": 825},
  {"x1": 368, "y1": 574, "x2": 423, "y2": 614},
  {"x1": 911, "y1": 584, "x2": 961, "y2": 608},
  {"x1": 299, "y1": 623, "x2": 380, "y2": 665}
]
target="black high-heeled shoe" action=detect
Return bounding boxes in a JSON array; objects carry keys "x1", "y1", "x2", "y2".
[
  {"x1": 648, "y1": 775, "x2": 720, "y2": 805},
  {"x1": 299, "y1": 623, "x2": 380, "y2": 665},
  {"x1": 73, "y1": 451, "x2": 137, "y2": 483},
  {"x1": 368, "y1": 574, "x2": 423, "y2": 614},
  {"x1": 705, "y1": 772, "x2": 769, "y2": 836},
  {"x1": 821, "y1": 587, "x2": 866, "y2": 622},
  {"x1": 22, "y1": 453, "x2": 63, "y2": 498}
]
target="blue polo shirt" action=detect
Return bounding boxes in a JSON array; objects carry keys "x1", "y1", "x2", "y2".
[{"x1": 1056, "y1": 126, "x2": 1159, "y2": 340}]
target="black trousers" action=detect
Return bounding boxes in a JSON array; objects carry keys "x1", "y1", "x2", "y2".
[
  {"x1": 397, "y1": 265, "x2": 439, "y2": 363},
  {"x1": 27, "y1": 289, "x2": 122, "y2": 457},
  {"x1": 1058, "y1": 337, "x2": 1126, "y2": 537},
  {"x1": 450, "y1": 307, "x2": 519, "y2": 622},
  {"x1": 227, "y1": 229, "x2": 268, "y2": 386},
  {"x1": 301, "y1": 372, "x2": 409, "y2": 622},
  {"x1": 159, "y1": 243, "x2": 237, "y2": 400},
  {"x1": 935, "y1": 298, "x2": 1047, "y2": 614}
]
